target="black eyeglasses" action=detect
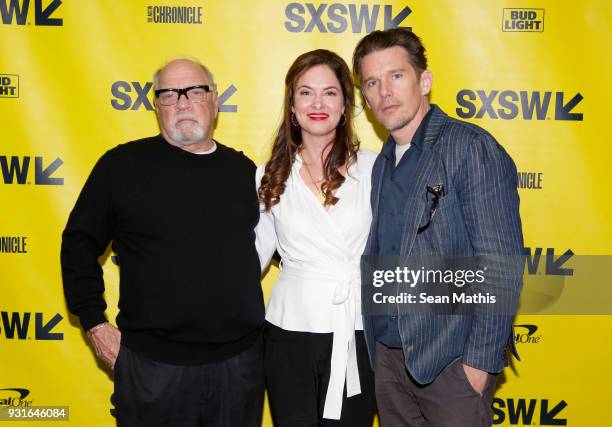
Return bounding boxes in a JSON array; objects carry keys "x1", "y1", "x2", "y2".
[
  {"x1": 154, "y1": 84, "x2": 213, "y2": 106},
  {"x1": 417, "y1": 184, "x2": 445, "y2": 234}
]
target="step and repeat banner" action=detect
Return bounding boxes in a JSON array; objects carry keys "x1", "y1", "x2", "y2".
[{"x1": 1, "y1": 0, "x2": 611, "y2": 425}]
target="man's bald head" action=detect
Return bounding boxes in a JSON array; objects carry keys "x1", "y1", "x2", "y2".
[{"x1": 153, "y1": 58, "x2": 215, "y2": 91}]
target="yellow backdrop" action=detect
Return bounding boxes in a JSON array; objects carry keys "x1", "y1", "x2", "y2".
[{"x1": 1, "y1": 0, "x2": 611, "y2": 425}]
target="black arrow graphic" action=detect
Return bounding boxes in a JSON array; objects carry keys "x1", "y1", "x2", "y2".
[
  {"x1": 540, "y1": 399, "x2": 567, "y2": 425},
  {"x1": 545, "y1": 248, "x2": 574, "y2": 276},
  {"x1": 384, "y1": 6, "x2": 412, "y2": 29},
  {"x1": 35, "y1": 313, "x2": 64, "y2": 340},
  {"x1": 555, "y1": 92, "x2": 583, "y2": 121},
  {"x1": 35, "y1": 157, "x2": 64, "y2": 185},
  {"x1": 35, "y1": 0, "x2": 63, "y2": 26}
]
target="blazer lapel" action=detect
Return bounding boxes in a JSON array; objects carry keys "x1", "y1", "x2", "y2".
[{"x1": 398, "y1": 106, "x2": 449, "y2": 256}]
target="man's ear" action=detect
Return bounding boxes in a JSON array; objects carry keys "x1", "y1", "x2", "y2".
[
  {"x1": 420, "y1": 70, "x2": 433, "y2": 96},
  {"x1": 213, "y1": 92, "x2": 219, "y2": 117}
]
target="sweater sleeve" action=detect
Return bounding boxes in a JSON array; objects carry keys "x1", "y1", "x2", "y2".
[{"x1": 61, "y1": 151, "x2": 114, "y2": 331}]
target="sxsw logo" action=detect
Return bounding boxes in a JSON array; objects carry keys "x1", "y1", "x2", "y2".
[
  {"x1": 524, "y1": 247, "x2": 574, "y2": 277},
  {"x1": 147, "y1": 5, "x2": 203, "y2": 24},
  {"x1": 517, "y1": 171, "x2": 543, "y2": 190},
  {"x1": 456, "y1": 90, "x2": 583, "y2": 121},
  {"x1": 0, "y1": 74, "x2": 19, "y2": 98},
  {"x1": 111, "y1": 81, "x2": 238, "y2": 112},
  {"x1": 0, "y1": 0, "x2": 63, "y2": 26},
  {"x1": 0, "y1": 312, "x2": 64, "y2": 340},
  {"x1": 0, "y1": 156, "x2": 64, "y2": 185},
  {"x1": 503, "y1": 9, "x2": 544, "y2": 32},
  {"x1": 0, "y1": 388, "x2": 34, "y2": 407},
  {"x1": 493, "y1": 398, "x2": 567, "y2": 425},
  {"x1": 514, "y1": 324, "x2": 542, "y2": 344},
  {"x1": 285, "y1": 3, "x2": 412, "y2": 33}
]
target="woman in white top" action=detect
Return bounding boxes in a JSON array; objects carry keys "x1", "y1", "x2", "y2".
[{"x1": 256, "y1": 49, "x2": 377, "y2": 426}]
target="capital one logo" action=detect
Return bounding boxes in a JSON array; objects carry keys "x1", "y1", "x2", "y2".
[
  {"x1": 514, "y1": 324, "x2": 542, "y2": 344},
  {"x1": 0, "y1": 0, "x2": 63, "y2": 26},
  {"x1": 0, "y1": 388, "x2": 34, "y2": 407},
  {"x1": 111, "y1": 81, "x2": 238, "y2": 112},
  {"x1": 456, "y1": 90, "x2": 583, "y2": 121},
  {"x1": 285, "y1": 2, "x2": 412, "y2": 33}
]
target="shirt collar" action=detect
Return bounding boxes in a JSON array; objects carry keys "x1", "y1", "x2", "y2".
[{"x1": 381, "y1": 106, "x2": 434, "y2": 161}]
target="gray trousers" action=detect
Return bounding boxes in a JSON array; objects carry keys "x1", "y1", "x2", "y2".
[{"x1": 374, "y1": 342, "x2": 497, "y2": 427}]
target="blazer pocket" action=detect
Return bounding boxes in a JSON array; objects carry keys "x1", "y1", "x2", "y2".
[{"x1": 435, "y1": 191, "x2": 458, "y2": 210}]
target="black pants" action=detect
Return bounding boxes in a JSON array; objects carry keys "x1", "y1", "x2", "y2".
[
  {"x1": 374, "y1": 342, "x2": 497, "y2": 427},
  {"x1": 113, "y1": 337, "x2": 264, "y2": 427},
  {"x1": 264, "y1": 322, "x2": 376, "y2": 427}
]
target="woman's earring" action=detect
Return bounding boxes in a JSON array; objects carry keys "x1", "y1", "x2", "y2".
[{"x1": 290, "y1": 112, "x2": 300, "y2": 128}]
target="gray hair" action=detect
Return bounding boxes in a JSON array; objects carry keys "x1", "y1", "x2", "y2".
[{"x1": 152, "y1": 58, "x2": 215, "y2": 90}]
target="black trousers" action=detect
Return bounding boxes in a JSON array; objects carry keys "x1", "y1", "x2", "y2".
[
  {"x1": 374, "y1": 342, "x2": 497, "y2": 427},
  {"x1": 113, "y1": 337, "x2": 264, "y2": 427},
  {"x1": 264, "y1": 322, "x2": 376, "y2": 427}
]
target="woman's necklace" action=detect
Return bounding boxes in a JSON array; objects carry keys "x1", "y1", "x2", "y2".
[{"x1": 302, "y1": 153, "x2": 326, "y2": 204}]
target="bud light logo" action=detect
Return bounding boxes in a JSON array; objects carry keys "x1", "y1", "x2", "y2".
[
  {"x1": 502, "y1": 9, "x2": 544, "y2": 32},
  {"x1": 0, "y1": 74, "x2": 19, "y2": 98}
]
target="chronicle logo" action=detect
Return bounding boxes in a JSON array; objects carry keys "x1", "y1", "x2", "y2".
[
  {"x1": 111, "y1": 81, "x2": 238, "y2": 112},
  {"x1": 0, "y1": 388, "x2": 34, "y2": 407},
  {"x1": 284, "y1": 2, "x2": 411, "y2": 33},
  {"x1": 0, "y1": 0, "x2": 63, "y2": 26},
  {"x1": 517, "y1": 171, "x2": 543, "y2": 190},
  {"x1": 0, "y1": 236, "x2": 28, "y2": 253},
  {"x1": 0, "y1": 155, "x2": 64, "y2": 185},
  {"x1": 514, "y1": 324, "x2": 542, "y2": 344},
  {"x1": 147, "y1": 5, "x2": 203, "y2": 24},
  {"x1": 0, "y1": 74, "x2": 19, "y2": 98},
  {"x1": 456, "y1": 90, "x2": 583, "y2": 121},
  {"x1": 0, "y1": 312, "x2": 64, "y2": 340},
  {"x1": 502, "y1": 9, "x2": 544, "y2": 32}
]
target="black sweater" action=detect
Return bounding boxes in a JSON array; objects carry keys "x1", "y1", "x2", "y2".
[{"x1": 61, "y1": 135, "x2": 264, "y2": 364}]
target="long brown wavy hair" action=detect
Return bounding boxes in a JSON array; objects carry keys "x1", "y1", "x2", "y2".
[{"x1": 259, "y1": 49, "x2": 360, "y2": 210}]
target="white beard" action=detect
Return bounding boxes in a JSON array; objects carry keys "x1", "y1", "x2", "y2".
[{"x1": 171, "y1": 117, "x2": 205, "y2": 143}]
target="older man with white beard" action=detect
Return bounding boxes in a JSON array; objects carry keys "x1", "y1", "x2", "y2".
[{"x1": 61, "y1": 59, "x2": 265, "y2": 427}]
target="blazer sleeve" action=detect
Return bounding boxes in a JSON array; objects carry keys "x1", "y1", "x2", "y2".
[
  {"x1": 456, "y1": 131, "x2": 524, "y2": 373},
  {"x1": 254, "y1": 163, "x2": 277, "y2": 273}
]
